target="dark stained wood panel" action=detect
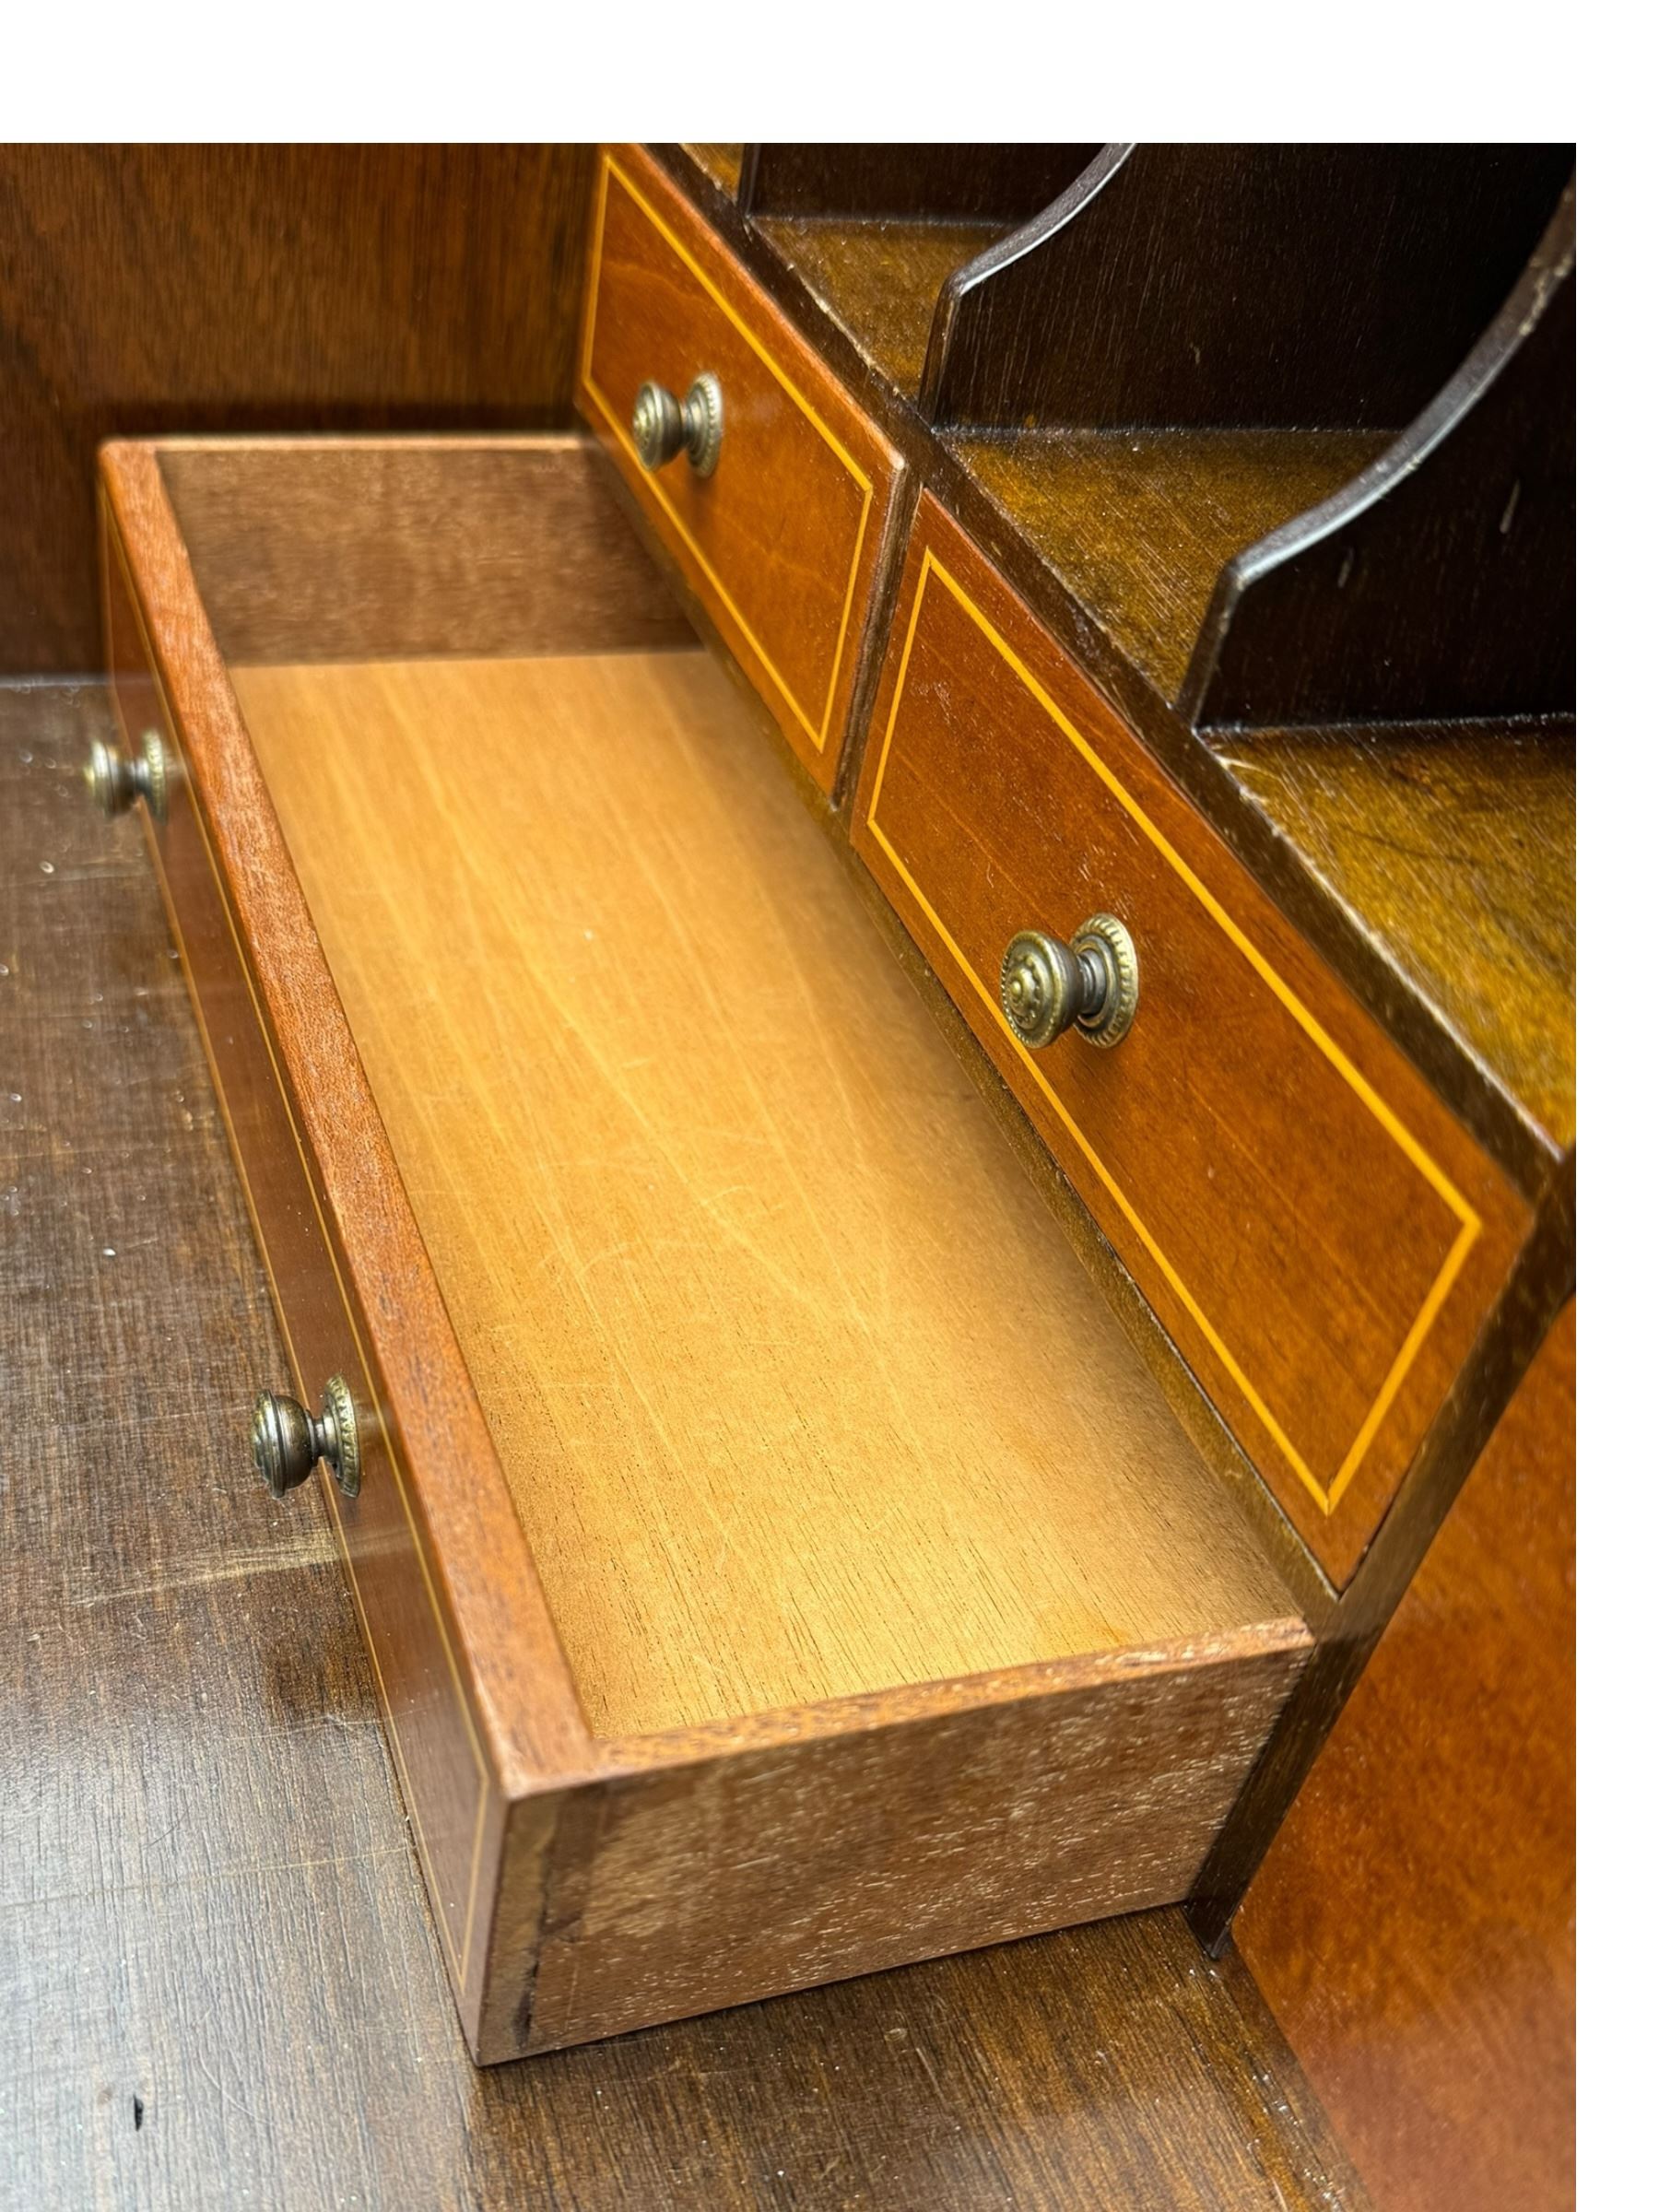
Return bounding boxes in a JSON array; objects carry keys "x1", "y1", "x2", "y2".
[
  {"x1": 0, "y1": 145, "x2": 594, "y2": 673},
  {"x1": 949, "y1": 427, "x2": 1388, "y2": 706},
  {"x1": 925, "y1": 145, "x2": 1573, "y2": 432},
  {"x1": 759, "y1": 218, "x2": 1006, "y2": 394},
  {"x1": 853, "y1": 496, "x2": 1533, "y2": 1584},
  {"x1": 1213, "y1": 724, "x2": 1576, "y2": 1153},
  {"x1": 0, "y1": 677, "x2": 1371, "y2": 2210},
  {"x1": 1236, "y1": 1303, "x2": 1574, "y2": 2212}
]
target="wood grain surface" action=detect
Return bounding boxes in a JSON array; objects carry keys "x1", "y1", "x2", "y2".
[
  {"x1": 578, "y1": 146, "x2": 905, "y2": 792},
  {"x1": 0, "y1": 146, "x2": 594, "y2": 675},
  {"x1": 640, "y1": 142, "x2": 1572, "y2": 1209},
  {"x1": 0, "y1": 680, "x2": 1371, "y2": 2208},
  {"x1": 949, "y1": 427, "x2": 1389, "y2": 706},
  {"x1": 924, "y1": 145, "x2": 1572, "y2": 431},
  {"x1": 853, "y1": 496, "x2": 1532, "y2": 1584},
  {"x1": 1213, "y1": 724, "x2": 1576, "y2": 1154},
  {"x1": 502, "y1": 1621, "x2": 1309, "y2": 2055},
  {"x1": 1236, "y1": 1302, "x2": 1574, "y2": 2212},
  {"x1": 159, "y1": 436, "x2": 695, "y2": 665},
  {"x1": 232, "y1": 650, "x2": 1295, "y2": 1736},
  {"x1": 738, "y1": 147, "x2": 1100, "y2": 221},
  {"x1": 759, "y1": 218, "x2": 1005, "y2": 396}
]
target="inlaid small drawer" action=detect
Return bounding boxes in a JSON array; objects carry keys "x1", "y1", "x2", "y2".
[
  {"x1": 853, "y1": 496, "x2": 1533, "y2": 1583},
  {"x1": 578, "y1": 145, "x2": 903, "y2": 791}
]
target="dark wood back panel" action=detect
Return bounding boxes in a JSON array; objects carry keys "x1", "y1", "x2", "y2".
[
  {"x1": 739, "y1": 144, "x2": 1101, "y2": 219},
  {"x1": 1185, "y1": 192, "x2": 1576, "y2": 728},
  {"x1": 924, "y1": 144, "x2": 1573, "y2": 429},
  {"x1": 0, "y1": 145, "x2": 594, "y2": 673}
]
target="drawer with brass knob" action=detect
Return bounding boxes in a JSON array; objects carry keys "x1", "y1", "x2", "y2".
[
  {"x1": 577, "y1": 144, "x2": 904, "y2": 792},
  {"x1": 98, "y1": 429, "x2": 1311, "y2": 2064},
  {"x1": 853, "y1": 495, "x2": 1532, "y2": 1583}
]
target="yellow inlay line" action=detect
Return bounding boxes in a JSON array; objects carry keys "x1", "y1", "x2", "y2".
[
  {"x1": 579, "y1": 152, "x2": 876, "y2": 755},
  {"x1": 866, "y1": 549, "x2": 1485, "y2": 1519},
  {"x1": 110, "y1": 518, "x2": 490, "y2": 1991}
]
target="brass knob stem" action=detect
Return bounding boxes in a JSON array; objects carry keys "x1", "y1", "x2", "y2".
[
  {"x1": 85, "y1": 730, "x2": 169, "y2": 825},
  {"x1": 1000, "y1": 914, "x2": 1139, "y2": 1051},
  {"x1": 252, "y1": 1375, "x2": 361, "y2": 1499},
  {"x1": 631, "y1": 372, "x2": 724, "y2": 477}
]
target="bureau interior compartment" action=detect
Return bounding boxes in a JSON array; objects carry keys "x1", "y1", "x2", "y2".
[
  {"x1": 914, "y1": 143, "x2": 1575, "y2": 721},
  {"x1": 733, "y1": 145, "x2": 1101, "y2": 398},
  {"x1": 159, "y1": 437, "x2": 1298, "y2": 1744}
]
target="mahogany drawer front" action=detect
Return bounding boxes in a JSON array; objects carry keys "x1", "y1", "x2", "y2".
[
  {"x1": 100, "y1": 511, "x2": 509, "y2": 2019},
  {"x1": 853, "y1": 497, "x2": 1532, "y2": 1583},
  {"x1": 578, "y1": 145, "x2": 902, "y2": 791}
]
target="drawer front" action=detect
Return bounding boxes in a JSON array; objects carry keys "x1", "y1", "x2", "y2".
[
  {"x1": 100, "y1": 497, "x2": 503, "y2": 2029},
  {"x1": 853, "y1": 498, "x2": 1531, "y2": 1583},
  {"x1": 578, "y1": 146, "x2": 902, "y2": 791}
]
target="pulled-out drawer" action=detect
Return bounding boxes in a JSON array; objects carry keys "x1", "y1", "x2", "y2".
[
  {"x1": 98, "y1": 433, "x2": 1306, "y2": 2062},
  {"x1": 578, "y1": 144, "x2": 904, "y2": 793},
  {"x1": 853, "y1": 495, "x2": 1532, "y2": 1584}
]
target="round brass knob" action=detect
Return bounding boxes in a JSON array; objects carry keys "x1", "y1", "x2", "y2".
[
  {"x1": 252, "y1": 1374, "x2": 361, "y2": 1500},
  {"x1": 1000, "y1": 913, "x2": 1139, "y2": 1051},
  {"x1": 86, "y1": 729, "x2": 169, "y2": 825},
  {"x1": 631, "y1": 371, "x2": 724, "y2": 477}
]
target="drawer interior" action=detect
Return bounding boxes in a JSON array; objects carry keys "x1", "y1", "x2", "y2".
[{"x1": 160, "y1": 440, "x2": 1296, "y2": 1744}]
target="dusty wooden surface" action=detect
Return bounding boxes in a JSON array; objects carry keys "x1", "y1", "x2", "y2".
[
  {"x1": 950, "y1": 426, "x2": 1387, "y2": 706},
  {"x1": 682, "y1": 143, "x2": 744, "y2": 196},
  {"x1": 0, "y1": 682, "x2": 1368, "y2": 2208}
]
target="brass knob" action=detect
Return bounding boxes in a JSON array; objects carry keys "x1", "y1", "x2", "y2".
[
  {"x1": 631, "y1": 372, "x2": 724, "y2": 477},
  {"x1": 252, "y1": 1374, "x2": 361, "y2": 1500},
  {"x1": 85, "y1": 729, "x2": 169, "y2": 825},
  {"x1": 1000, "y1": 913, "x2": 1139, "y2": 1051}
]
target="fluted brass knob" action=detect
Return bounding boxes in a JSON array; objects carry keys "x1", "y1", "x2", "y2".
[
  {"x1": 86, "y1": 729, "x2": 169, "y2": 825},
  {"x1": 1000, "y1": 913, "x2": 1139, "y2": 1051},
  {"x1": 252, "y1": 1374, "x2": 361, "y2": 1500},
  {"x1": 631, "y1": 372, "x2": 724, "y2": 477}
]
